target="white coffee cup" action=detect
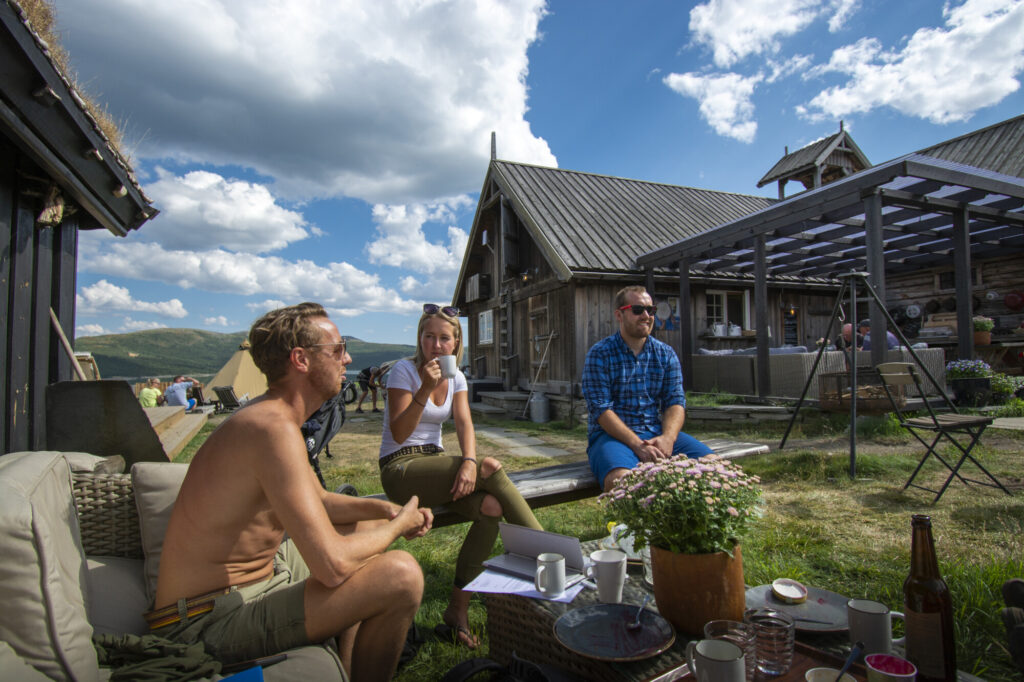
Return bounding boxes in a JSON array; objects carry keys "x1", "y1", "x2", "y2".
[
  {"x1": 534, "y1": 552, "x2": 566, "y2": 596},
  {"x1": 685, "y1": 639, "x2": 745, "y2": 682},
  {"x1": 847, "y1": 599, "x2": 905, "y2": 659},
  {"x1": 438, "y1": 354, "x2": 458, "y2": 379},
  {"x1": 585, "y1": 549, "x2": 626, "y2": 603}
]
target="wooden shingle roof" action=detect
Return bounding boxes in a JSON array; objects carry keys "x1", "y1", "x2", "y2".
[
  {"x1": 489, "y1": 160, "x2": 775, "y2": 277},
  {"x1": 757, "y1": 127, "x2": 871, "y2": 191},
  {"x1": 918, "y1": 114, "x2": 1024, "y2": 179}
]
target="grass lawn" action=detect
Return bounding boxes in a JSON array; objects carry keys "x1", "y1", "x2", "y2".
[{"x1": 179, "y1": 409, "x2": 1024, "y2": 680}]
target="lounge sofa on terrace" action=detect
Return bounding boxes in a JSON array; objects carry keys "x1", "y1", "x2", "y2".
[
  {"x1": 691, "y1": 347, "x2": 946, "y2": 400},
  {"x1": 0, "y1": 451, "x2": 347, "y2": 681}
]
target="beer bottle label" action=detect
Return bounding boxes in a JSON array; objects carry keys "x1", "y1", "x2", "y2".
[{"x1": 905, "y1": 609, "x2": 946, "y2": 677}]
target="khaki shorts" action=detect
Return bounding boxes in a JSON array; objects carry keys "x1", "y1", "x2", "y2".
[{"x1": 152, "y1": 540, "x2": 311, "y2": 663}]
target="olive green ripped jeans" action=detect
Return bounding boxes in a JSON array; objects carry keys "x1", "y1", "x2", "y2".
[{"x1": 380, "y1": 452, "x2": 543, "y2": 586}]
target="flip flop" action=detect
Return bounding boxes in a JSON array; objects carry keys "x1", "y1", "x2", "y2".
[{"x1": 434, "y1": 622, "x2": 479, "y2": 649}]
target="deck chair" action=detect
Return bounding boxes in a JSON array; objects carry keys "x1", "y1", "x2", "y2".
[
  {"x1": 213, "y1": 385, "x2": 246, "y2": 412},
  {"x1": 876, "y1": 362, "x2": 1011, "y2": 503}
]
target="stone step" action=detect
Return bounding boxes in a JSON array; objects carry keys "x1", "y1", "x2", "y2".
[
  {"x1": 157, "y1": 412, "x2": 208, "y2": 460},
  {"x1": 470, "y1": 401, "x2": 505, "y2": 415}
]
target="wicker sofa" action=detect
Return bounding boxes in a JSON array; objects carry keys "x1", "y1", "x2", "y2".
[
  {"x1": 0, "y1": 451, "x2": 347, "y2": 681},
  {"x1": 691, "y1": 347, "x2": 946, "y2": 400}
]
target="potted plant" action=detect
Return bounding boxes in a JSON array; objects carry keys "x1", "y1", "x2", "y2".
[
  {"x1": 945, "y1": 358, "x2": 992, "y2": 407},
  {"x1": 973, "y1": 315, "x2": 994, "y2": 346},
  {"x1": 599, "y1": 454, "x2": 762, "y2": 635}
]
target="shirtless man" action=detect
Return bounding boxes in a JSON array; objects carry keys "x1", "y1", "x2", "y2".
[{"x1": 151, "y1": 302, "x2": 433, "y2": 681}]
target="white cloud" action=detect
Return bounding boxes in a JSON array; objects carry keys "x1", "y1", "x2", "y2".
[
  {"x1": 143, "y1": 169, "x2": 310, "y2": 253},
  {"x1": 55, "y1": 0, "x2": 556, "y2": 204},
  {"x1": 77, "y1": 280, "x2": 188, "y2": 318},
  {"x1": 399, "y1": 276, "x2": 423, "y2": 293},
  {"x1": 827, "y1": 0, "x2": 860, "y2": 32},
  {"x1": 78, "y1": 235, "x2": 419, "y2": 314},
  {"x1": 247, "y1": 299, "x2": 288, "y2": 312},
  {"x1": 204, "y1": 316, "x2": 230, "y2": 326},
  {"x1": 689, "y1": 0, "x2": 821, "y2": 67},
  {"x1": 366, "y1": 200, "x2": 471, "y2": 274},
  {"x1": 663, "y1": 71, "x2": 763, "y2": 142},
  {"x1": 76, "y1": 323, "x2": 109, "y2": 337},
  {"x1": 799, "y1": 0, "x2": 1024, "y2": 123},
  {"x1": 122, "y1": 319, "x2": 169, "y2": 331}
]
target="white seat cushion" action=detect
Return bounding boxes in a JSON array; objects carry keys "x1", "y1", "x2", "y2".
[
  {"x1": 0, "y1": 452, "x2": 99, "y2": 681},
  {"x1": 130, "y1": 462, "x2": 189, "y2": 604}
]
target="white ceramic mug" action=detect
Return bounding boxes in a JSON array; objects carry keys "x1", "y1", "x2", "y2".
[
  {"x1": 438, "y1": 354, "x2": 458, "y2": 379},
  {"x1": 847, "y1": 599, "x2": 905, "y2": 659},
  {"x1": 534, "y1": 552, "x2": 565, "y2": 596},
  {"x1": 585, "y1": 549, "x2": 626, "y2": 603},
  {"x1": 685, "y1": 639, "x2": 745, "y2": 682}
]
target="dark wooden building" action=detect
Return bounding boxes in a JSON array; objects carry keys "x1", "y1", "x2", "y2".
[
  {"x1": 452, "y1": 160, "x2": 839, "y2": 402},
  {"x1": 1, "y1": 1, "x2": 156, "y2": 453},
  {"x1": 639, "y1": 115, "x2": 1024, "y2": 382}
]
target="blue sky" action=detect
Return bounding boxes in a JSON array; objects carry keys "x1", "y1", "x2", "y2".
[{"x1": 55, "y1": 0, "x2": 1024, "y2": 344}]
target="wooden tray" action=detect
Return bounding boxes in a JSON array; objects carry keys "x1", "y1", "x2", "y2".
[{"x1": 672, "y1": 641, "x2": 866, "y2": 681}]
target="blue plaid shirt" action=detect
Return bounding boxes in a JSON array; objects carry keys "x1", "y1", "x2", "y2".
[{"x1": 582, "y1": 332, "x2": 686, "y2": 437}]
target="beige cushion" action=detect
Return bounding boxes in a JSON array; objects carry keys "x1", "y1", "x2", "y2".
[
  {"x1": 84, "y1": 557, "x2": 148, "y2": 636},
  {"x1": 131, "y1": 462, "x2": 188, "y2": 604},
  {"x1": 0, "y1": 641, "x2": 53, "y2": 682},
  {"x1": 62, "y1": 453, "x2": 125, "y2": 474},
  {"x1": 0, "y1": 452, "x2": 100, "y2": 681}
]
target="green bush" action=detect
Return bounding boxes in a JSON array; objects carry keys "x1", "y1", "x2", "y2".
[{"x1": 995, "y1": 397, "x2": 1024, "y2": 418}]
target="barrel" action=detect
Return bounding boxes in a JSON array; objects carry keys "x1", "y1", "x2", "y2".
[{"x1": 529, "y1": 393, "x2": 550, "y2": 423}]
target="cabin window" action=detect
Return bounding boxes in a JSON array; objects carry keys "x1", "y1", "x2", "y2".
[
  {"x1": 478, "y1": 309, "x2": 494, "y2": 345},
  {"x1": 935, "y1": 267, "x2": 980, "y2": 291},
  {"x1": 705, "y1": 290, "x2": 749, "y2": 330}
]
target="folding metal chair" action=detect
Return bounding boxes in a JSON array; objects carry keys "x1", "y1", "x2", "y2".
[{"x1": 876, "y1": 362, "x2": 1011, "y2": 503}]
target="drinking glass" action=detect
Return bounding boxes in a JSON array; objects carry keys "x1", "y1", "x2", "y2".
[
  {"x1": 743, "y1": 607, "x2": 795, "y2": 675},
  {"x1": 704, "y1": 619, "x2": 757, "y2": 682}
]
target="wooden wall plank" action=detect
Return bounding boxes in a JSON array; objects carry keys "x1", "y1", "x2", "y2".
[
  {"x1": 0, "y1": 138, "x2": 14, "y2": 452},
  {"x1": 31, "y1": 220, "x2": 55, "y2": 449},
  {"x1": 8, "y1": 188, "x2": 35, "y2": 452}
]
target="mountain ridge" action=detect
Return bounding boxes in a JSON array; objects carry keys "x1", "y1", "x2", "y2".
[{"x1": 74, "y1": 328, "x2": 415, "y2": 380}]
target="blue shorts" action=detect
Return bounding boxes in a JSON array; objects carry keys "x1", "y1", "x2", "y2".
[{"x1": 587, "y1": 429, "x2": 713, "y2": 486}]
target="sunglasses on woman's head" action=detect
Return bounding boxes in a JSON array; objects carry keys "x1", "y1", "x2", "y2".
[
  {"x1": 618, "y1": 304, "x2": 657, "y2": 316},
  {"x1": 423, "y1": 303, "x2": 460, "y2": 316}
]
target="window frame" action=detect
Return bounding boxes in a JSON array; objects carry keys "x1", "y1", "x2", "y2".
[{"x1": 478, "y1": 309, "x2": 494, "y2": 345}]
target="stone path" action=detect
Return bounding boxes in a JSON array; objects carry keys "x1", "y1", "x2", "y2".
[
  {"x1": 992, "y1": 417, "x2": 1024, "y2": 431},
  {"x1": 475, "y1": 426, "x2": 572, "y2": 458}
]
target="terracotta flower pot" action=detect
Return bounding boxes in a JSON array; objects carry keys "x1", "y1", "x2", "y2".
[
  {"x1": 973, "y1": 330, "x2": 991, "y2": 346},
  {"x1": 649, "y1": 544, "x2": 746, "y2": 637}
]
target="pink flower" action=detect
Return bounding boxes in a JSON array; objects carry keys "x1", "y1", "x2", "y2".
[{"x1": 728, "y1": 506, "x2": 739, "y2": 516}]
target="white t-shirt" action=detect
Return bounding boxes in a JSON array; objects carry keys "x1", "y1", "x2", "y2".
[{"x1": 379, "y1": 358, "x2": 467, "y2": 458}]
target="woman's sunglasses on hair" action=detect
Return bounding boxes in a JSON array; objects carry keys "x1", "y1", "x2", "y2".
[
  {"x1": 618, "y1": 304, "x2": 657, "y2": 316},
  {"x1": 423, "y1": 303, "x2": 460, "y2": 316}
]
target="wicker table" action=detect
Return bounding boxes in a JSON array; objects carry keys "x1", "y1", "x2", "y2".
[{"x1": 484, "y1": 541, "x2": 859, "y2": 682}]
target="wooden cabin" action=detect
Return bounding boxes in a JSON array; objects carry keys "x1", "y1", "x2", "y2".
[
  {"x1": 452, "y1": 160, "x2": 839, "y2": 404},
  {"x1": 1, "y1": 1, "x2": 156, "y2": 453}
]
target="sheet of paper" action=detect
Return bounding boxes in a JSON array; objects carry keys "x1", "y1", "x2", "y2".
[{"x1": 463, "y1": 570, "x2": 585, "y2": 603}]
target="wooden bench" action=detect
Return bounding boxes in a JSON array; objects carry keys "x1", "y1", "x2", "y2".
[{"x1": 360, "y1": 438, "x2": 769, "y2": 528}]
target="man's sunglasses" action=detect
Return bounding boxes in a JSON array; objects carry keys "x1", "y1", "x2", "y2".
[
  {"x1": 305, "y1": 339, "x2": 347, "y2": 357},
  {"x1": 424, "y1": 303, "x2": 460, "y2": 316},
  {"x1": 618, "y1": 304, "x2": 657, "y2": 316}
]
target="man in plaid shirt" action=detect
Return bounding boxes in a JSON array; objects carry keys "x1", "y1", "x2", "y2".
[{"x1": 582, "y1": 285, "x2": 711, "y2": 492}]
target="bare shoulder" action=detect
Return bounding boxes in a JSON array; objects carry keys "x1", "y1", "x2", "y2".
[{"x1": 197, "y1": 398, "x2": 299, "y2": 466}]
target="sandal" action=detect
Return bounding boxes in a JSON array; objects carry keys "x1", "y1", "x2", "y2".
[{"x1": 434, "y1": 622, "x2": 479, "y2": 649}]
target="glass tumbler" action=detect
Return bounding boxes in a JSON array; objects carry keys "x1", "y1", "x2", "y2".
[
  {"x1": 743, "y1": 607, "x2": 795, "y2": 675},
  {"x1": 704, "y1": 619, "x2": 757, "y2": 682}
]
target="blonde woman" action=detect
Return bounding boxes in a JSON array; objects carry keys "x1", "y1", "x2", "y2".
[{"x1": 379, "y1": 304, "x2": 542, "y2": 649}]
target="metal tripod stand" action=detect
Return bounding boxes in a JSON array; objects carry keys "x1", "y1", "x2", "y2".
[{"x1": 778, "y1": 271, "x2": 949, "y2": 478}]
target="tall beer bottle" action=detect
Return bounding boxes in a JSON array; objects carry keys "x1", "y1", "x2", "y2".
[{"x1": 903, "y1": 514, "x2": 956, "y2": 681}]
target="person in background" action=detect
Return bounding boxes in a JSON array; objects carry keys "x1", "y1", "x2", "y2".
[
  {"x1": 152, "y1": 302, "x2": 432, "y2": 681},
  {"x1": 858, "y1": 319, "x2": 899, "y2": 350},
  {"x1": 582, "y1": 285, "x2": 712, "y2": 493},
  {"x1": 163, "y1": 375, "x2": 202, "y2": 410},
  {"x1": 355, "y1": 365, "x2": 384, "y2": 413},
  {"x1": 378, "y1": 303, "x2": 543, "y2": 649},
  {"x1": 138, "y1": 377, "x2": 163, "y2": 407}
]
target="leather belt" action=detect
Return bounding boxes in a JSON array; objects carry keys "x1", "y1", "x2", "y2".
[
  {"x1": 145, "y1": 576, "x2": 266, "y2": 629},
  {"x1": 378, "y1": 444, "x2": 444, "y2": 470}
]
